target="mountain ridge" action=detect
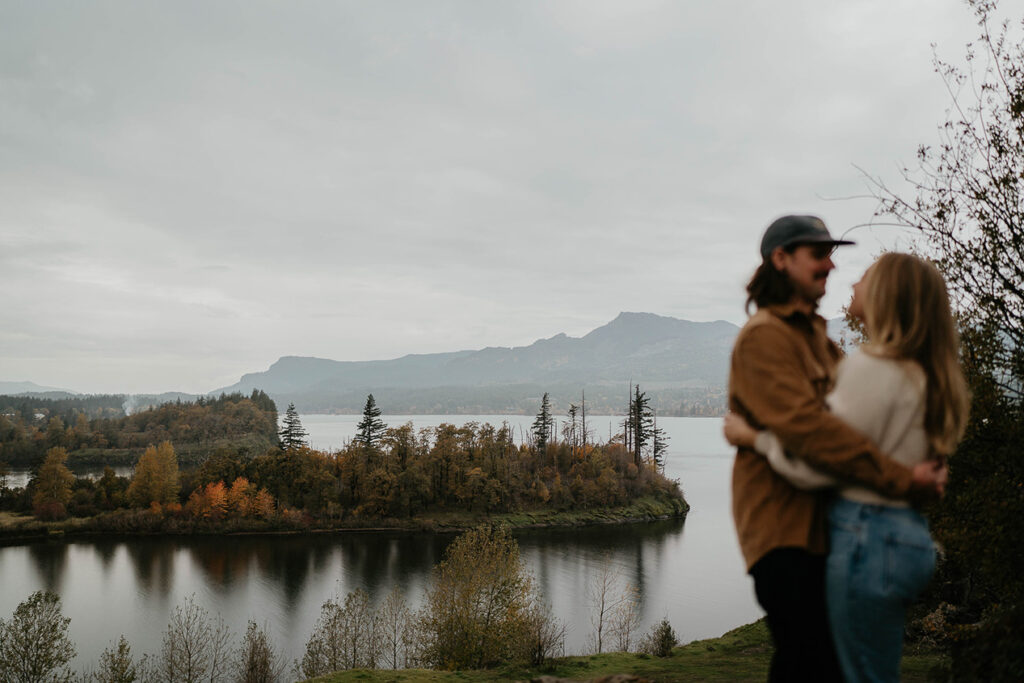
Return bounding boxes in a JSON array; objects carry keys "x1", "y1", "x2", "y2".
[{"x1": 211, "y1": 312, "x2": 742, "y2": 415}]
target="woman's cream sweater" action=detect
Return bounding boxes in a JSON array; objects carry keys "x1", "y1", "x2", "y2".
[{"x1": 754, "y1": 348, "x2": 928, "y2": 507}]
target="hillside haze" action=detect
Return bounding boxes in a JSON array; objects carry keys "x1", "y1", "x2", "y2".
[{"x1": 214, "y1": 312, "x2": 740, "y2": 416}]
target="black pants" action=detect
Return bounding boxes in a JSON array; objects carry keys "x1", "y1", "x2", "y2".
[{"x1": 750, "y1": 548, "x2": 843, "y2": 682}]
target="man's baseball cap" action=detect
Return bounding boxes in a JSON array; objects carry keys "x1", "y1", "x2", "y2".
[{"x1": 759, "y1": 215, "x2": 855, "y2": 260}]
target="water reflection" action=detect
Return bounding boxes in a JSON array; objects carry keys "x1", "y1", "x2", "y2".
[
  {"x1": 92, "y1": 539, "x2": 118, "y2": 571},
  {"x1": 26, "y1": 542, "x2": 69, "y2": 593},
  {"x1": 3, "y1": 520, "x2": 695, "y2": 669},
  {"x1": 123, "y1": 540, "x2": 176, "y2": 596}
]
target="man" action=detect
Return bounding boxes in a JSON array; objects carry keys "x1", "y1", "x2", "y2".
[{"x1": 728, "y1": 215, "x2": 944, "y2": 681}]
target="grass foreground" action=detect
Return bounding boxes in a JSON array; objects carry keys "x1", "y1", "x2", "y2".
[{"x1": 307, "y1": 620, "x2": 948, "y2": 682}]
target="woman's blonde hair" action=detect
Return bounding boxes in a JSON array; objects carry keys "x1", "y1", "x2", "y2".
[{"x1": 862, "y1": 252, "x2": 970, "y2": 455}]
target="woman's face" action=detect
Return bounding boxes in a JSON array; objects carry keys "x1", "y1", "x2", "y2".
[{"x1": 848, "y1": 267, "x2": 871, "y2": 321}]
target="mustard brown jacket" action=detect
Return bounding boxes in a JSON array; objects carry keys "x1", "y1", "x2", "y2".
[{"x1": 728, "y1": 304, "x2": 914, "y2": 571}]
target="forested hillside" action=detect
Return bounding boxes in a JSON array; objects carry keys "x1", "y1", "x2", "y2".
[{"x1": 0, "y1": 391, "x2": 278, "y2": 468}]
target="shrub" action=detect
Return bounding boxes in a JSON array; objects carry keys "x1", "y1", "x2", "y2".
[
  {"x1": 416, "y1": 524, "x2": 560, "y2": 669},
  {"x1": 641, "y1": 618, "x2": 678, "y2": 657}
]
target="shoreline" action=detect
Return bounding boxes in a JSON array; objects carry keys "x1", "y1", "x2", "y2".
[{"x1": 0, "y1": 495, "x2": 689, "y2": 546}]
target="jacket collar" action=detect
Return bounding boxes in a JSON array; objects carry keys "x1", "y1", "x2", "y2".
[
  {"x1": 762, "y1": 302, "x2": 826, "y2": 329},
  {"x1": 764, "y1": 301, "x2": 810, "y2": 319}
]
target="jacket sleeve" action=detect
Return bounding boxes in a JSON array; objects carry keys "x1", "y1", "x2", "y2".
[{"x1": 731, "y1": 324, "x2": 913, "y2": 498}]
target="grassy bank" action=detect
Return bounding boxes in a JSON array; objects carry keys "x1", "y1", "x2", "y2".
[
  {"x1": 0, "y1": 494, "x2": 687, "y2": 544},
  {"x1": 416, "y1": 495, "x2": 689, "y2": 531},
  {"x1": 307, "y1": 620, "x2": 947, "y2": 683}
]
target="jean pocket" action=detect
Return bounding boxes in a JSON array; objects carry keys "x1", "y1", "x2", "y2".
[{"x1": 883, "y1": 530, "x2": 936, "y2": 602}]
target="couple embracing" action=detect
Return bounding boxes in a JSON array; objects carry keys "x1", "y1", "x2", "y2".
[{"x1": 725, "y1": 215, "x2": 969, "y2": 682}]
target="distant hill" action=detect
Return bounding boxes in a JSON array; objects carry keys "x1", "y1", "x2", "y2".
[
  {"x1": 0, "y1": 381, "x2": 77, "y2": 397},
  {"x1": 213, "y1": 312, "x2": 743, "y2": 415}
]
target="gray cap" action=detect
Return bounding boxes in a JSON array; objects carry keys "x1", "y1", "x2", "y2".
[{"x1": 759, "y1": 215, "x2": 855, "y2": 260}]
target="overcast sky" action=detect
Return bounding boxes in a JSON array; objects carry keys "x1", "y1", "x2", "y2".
[{"x1": 0, "y1": 0, "x2": 1005, "y2": 395}]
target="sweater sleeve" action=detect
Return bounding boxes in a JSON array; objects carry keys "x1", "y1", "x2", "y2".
[
  {"x1": 731, "y1": 324, "x2": 913, "y2": 498},
  {"x1": 754, "y1": 431, "x2": 837, "y2": 490}
]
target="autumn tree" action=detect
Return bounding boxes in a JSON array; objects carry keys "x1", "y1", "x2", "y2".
[
  {"x1": 185, "y1": 481, "x2": 228, "y2": 520},
  {"x1": 252, "y1": 488, "x2": 276, "y2": 519},
  {"x1": 278, "y1": 403, "x2": 308, "y2": 451},
  {"x1": 0, "y1": 590, "x2": 76, "y2": 683},
  {"x1": 417, "y1": 524, "x2": 550, "y2": 669},
  {"x1": 127, "y1": 441, "x2": 180, "y2": 508},
  {"x1": 31, "y1": 446, "x2": 75, "y2": 520}
]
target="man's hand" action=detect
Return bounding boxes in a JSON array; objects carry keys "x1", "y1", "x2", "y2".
[{"x1": 723, "y1": 412, "x2": 758, "y2": 449}]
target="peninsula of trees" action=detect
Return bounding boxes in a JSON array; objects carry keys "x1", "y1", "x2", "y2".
[
  {"x1": 0, "y1": 390, "x2": 279, "y2": 468},
  {"x1": 0, "y1": 391, "x2": 685, "y2": 536}
]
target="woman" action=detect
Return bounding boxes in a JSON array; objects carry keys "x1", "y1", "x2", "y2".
[{"x1": 724, "y1": 252, "x2": 969, "y2": 682}]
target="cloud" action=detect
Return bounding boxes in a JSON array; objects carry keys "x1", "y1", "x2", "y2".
[{"x1": 0, "y1": 0, "x2": 987, "y2": 393}]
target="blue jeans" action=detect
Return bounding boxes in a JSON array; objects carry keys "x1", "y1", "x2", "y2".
[{"x1": 826, "y1": 498, "x2": 936, "y2": 683}]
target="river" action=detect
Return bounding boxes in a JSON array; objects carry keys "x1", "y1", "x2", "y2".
[{"x1": 0, "y1": 415, "x2": 762, "y2": 673}]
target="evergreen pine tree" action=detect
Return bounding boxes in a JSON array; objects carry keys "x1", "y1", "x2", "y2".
[
  {"x1": 651, "y1": 412, "x2": 669, "y2": 472},
  {"x1": 355, "y1": 394, "x2": 387, "y2": 448},
  {"x1": 279, "y1": 403, "x2": 308, "y2": 451},
  {"x1": 627, "y1": 386, "x2": 668, "y2": 469},
  {"x1": 629, "y1": 386, "x2": 651, "y2": 468},
  {"x1": 531, "y1": 392, "x2": 552, "y2": 454}
]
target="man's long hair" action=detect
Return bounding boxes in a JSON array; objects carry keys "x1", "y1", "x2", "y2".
[{"x1": 745, "y1": 250, "x2": 795, "y2": 314}]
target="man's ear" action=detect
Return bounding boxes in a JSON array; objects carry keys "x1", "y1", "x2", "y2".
[{"x1": 770, "y1": 246, "x2": 788, "y2": 272}]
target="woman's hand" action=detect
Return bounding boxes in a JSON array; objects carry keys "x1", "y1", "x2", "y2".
[{"x1": 723, "y1": 412, "x2": 758, "y2": 448}]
